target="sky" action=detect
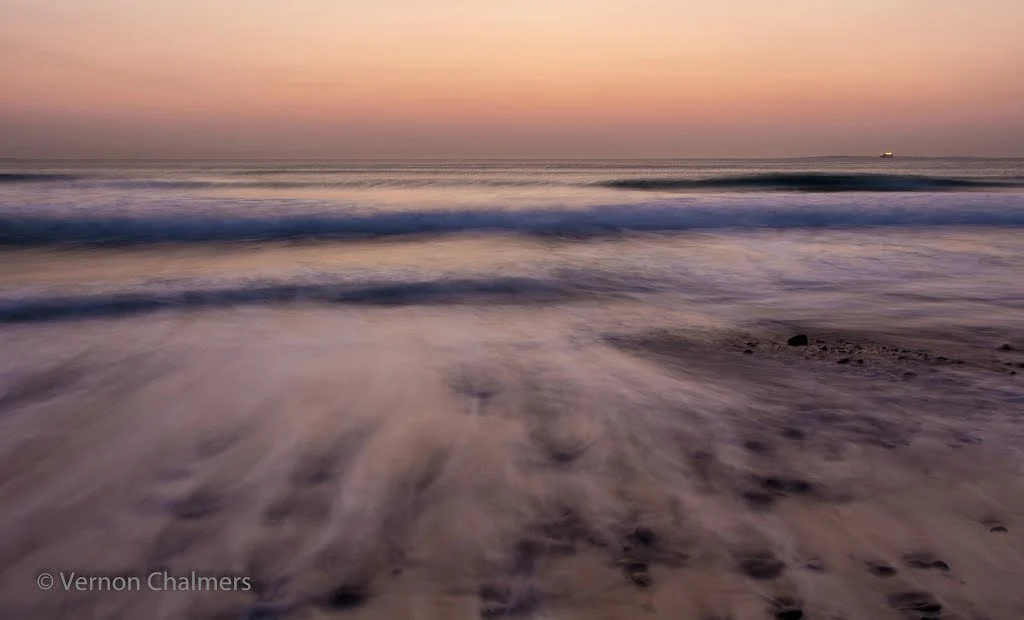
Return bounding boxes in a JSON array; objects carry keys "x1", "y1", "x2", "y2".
[{"x1": 1, "y1": 0, "x2": 1022, "y2": 158}]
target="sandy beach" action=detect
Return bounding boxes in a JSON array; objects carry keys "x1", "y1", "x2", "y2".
[{"x1": 0, "y1": 301, "x2": 1021, "y2": 620}]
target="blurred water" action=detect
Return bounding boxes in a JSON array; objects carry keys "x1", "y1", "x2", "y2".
[
  {"x1": 1, "y1": 160, "x2": 1024, "y2": 619},
  {"x1": 1, "y1": 158, "x2": 1023, "y2": 325}
]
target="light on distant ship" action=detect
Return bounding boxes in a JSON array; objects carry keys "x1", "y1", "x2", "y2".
[{"x1": 880, "y1": 151, "x2": 894, "y2": 158}]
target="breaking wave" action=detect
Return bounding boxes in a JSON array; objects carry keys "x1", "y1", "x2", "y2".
[
  {"x1": 0, "y1": 175, "x2": 548, "y2": 190},
  {"x1": 600, "y1": 173, "x2": 1023, "y2": 192},
  {"x1": 0, "y1": 173, "x2": 81, "y2": 183},
  {"x1": 0, "y1": 275, "x2": 640, "y2": 323},
  {"x1": 2, "y1": 201, "x2": 1024, "y2": 246}
]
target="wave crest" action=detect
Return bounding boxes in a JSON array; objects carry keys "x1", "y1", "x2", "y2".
[
  {"x1": 0, "y1": 276, "x2": 619, "y2": 323},
  {"x1": 601, "y1": 173, "x2": 1021, "y2": 192},
  {"x1": 2, "y1": 201, "x2": 1024, "y2": 246},
  {"x1": 0, "y1": 173, "x2": 81, "y2": 183}
]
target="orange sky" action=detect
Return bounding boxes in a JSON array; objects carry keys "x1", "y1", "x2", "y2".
[{"x1": 1, "y1": 0, "x2": 1022, "y2": 158}]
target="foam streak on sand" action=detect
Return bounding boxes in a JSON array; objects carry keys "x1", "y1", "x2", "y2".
[{"x1": 0, "y1": 306, "x2": 1022, "y2": 619}]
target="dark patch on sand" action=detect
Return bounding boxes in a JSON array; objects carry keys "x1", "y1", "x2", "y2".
[
  {"x1": 536, "y1": 508, "x2": 590, "y2": 554},
  {"x1": 532, "y1": 430, "x2": 590, "y2": 466},
  {"x1": 780, "y1": 427, "x2": 806, "y2": 441},
  {"x1": 450, "y1": 366, "x2": 503, "y2": 411},
  {"x1": 689, "y1": 449, "x2": 716, "y2": 483},
  {"x1": 982, "y1": 518, "x2": 1009, "y2": 533},
  {"x1": 0, "y1": 363, "x2": 83, "y2": 412},
  {"x1": 770, "y1": 597, "x2": 805, "y2": 620},
  {"x1": 867, "y1": 561, "x2": 898, "y2": 577},
  {"x1": 289, "y1": 454, "x2": 337, "y2": 487},
  {"x1": 753, "y1": 475, "x2": 814, "y2": 496},
  {"x1": 479, "y1": 583, "x2": 541, "y2": 618},
  {"x1": 903, "y1": 552, "x2": 950, "y2": 571},
  {"x1": 148, "y1": 526, "x2": 210, "y2": 566},
  {"x1": 742, "y1": 490, "x2": 777, "y2": 510},
  {"x1": 887, "y1": 591, "x2": 942, "y2": 617},
  {"x1": 736, "y1": 551, "x2": 786, "y2": 580},
  {"x1": 322, "y1": 583, "x2": 371, "y2": 611},
  {"x1": 622, "y1": 560, "x2": 653, "y2": 588},
  {"x1": 743, "y1": 439, "x2": 771, "y2": 454},
  {"x1": 262, "y1": 494, "x2": 331, "y2": 524},
  {"x1": 170, "y1": 488, "x2": 222, "y2": 521},
  {"x1": 614, "y1": 521, "x2": 689, "y2": 577},
  {"x1": 195, "y1": 433, "x2": 240, "y2": 460},
  {"x1": 625, "y1": 526, "x2": 657, "y2": 549}
]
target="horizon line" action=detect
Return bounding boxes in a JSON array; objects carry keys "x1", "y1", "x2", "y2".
[{"x1": 3, "y1": 155, "x2": 1023, "y2": 163}]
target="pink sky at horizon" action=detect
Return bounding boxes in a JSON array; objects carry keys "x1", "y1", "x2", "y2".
[{"x1": 1, "y1": 0, "x2": 1022, "y2": 158}]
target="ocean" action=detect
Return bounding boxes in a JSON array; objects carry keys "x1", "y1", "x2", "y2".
[
  {"x1": 2, "y1": 158, "x2": 1023, "y2": 320},
  {"x1": 1, "y1": 159, "x2": 1023, "y2": 618}
]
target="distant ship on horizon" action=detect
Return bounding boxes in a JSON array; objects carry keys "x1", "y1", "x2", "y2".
[{"x1": 880, "y1": 151, "x2": 894, "y2": 158}]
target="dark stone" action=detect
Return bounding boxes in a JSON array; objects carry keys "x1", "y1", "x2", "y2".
[
  {"x1": 744, "y1": 349, "x2": 753, "y2": 354},
  {"x1": 856, "y1": 359, "x2": 864, "y2": 365},
  {"x1": 990, "y1": 525, "x2": 1008, "y2": 533},
  {"x1": 787, "y1": 334, "x2": 809, "y2": 346},
  {"x1": 902, "y1": 372, "x2": 917, "y2": 379},
  {"x1": 998, "y1": 343, "x2": 1013, "y2": 351},
  {"x1": 803, "y1": 558, "x2": 825, "y2": 572},
  {"x1": 837, "y1": 358, "x2": 851, "y2": 365}
]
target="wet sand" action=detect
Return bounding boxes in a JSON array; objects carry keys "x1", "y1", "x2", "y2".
[{"x1": 0, "y1": 307, "x2": 1022, "y2": 619}]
